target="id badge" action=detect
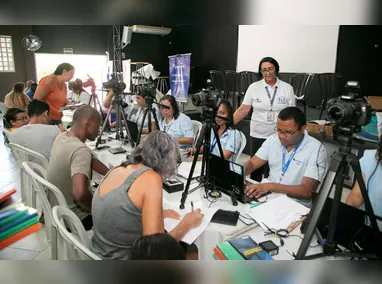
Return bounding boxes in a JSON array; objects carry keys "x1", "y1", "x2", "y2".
[{"x1": 267, "y1": 110, "x2": 275, "y2": 122}]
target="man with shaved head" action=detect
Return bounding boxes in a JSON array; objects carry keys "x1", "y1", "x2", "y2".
[{"x1": 47, "y1": 105, "x2": 109, "y2": 230}]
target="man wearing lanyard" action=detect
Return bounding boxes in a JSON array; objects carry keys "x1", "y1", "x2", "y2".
[{"x1": 243, "y1": 107, "x2": 328, "y2": 207}]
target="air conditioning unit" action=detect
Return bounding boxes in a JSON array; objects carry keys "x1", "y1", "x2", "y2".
[{"x1": 131, "y1": 25, "x2": 171, "y2": 36}]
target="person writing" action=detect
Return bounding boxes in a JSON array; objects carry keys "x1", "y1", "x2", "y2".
[
  {"x1": 243, "y1": 107, "x2": 327, "y2": 207},
  {"x1": 233, "y1": 57, "x2": 295, "y2": 182},
  {"x1": 91, "y1": 131, "x2": 203, "y2": 259},
  {"x1": 34, "y1": 63, "x2": 75, "y2": 125}
]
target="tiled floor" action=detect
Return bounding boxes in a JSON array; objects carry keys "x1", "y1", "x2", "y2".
[{"x1": 0, "y1": 118, "x2": 51, "y2": 260}]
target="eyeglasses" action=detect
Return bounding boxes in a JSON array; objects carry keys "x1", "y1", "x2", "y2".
[
  {"x1": 261, "y1": 67, "x2": 275, "y2": 74},
  {"x1": 15, "y1": 117, "x2": 28, "y2": 122},
  {"x1": 274, "y1": 126, "x2": 301, "y2": 137},
  {"x1": 160, "y1": 105, "x2": 170, "y2": 110}
]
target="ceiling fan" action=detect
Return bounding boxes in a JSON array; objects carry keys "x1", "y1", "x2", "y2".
[{"x1": 21, "y1": 35, "x2": 42, "y2": 52}]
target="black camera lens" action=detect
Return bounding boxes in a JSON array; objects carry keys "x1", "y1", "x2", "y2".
[
  {"x1": 327, "y1": 105, "x2": 345, "y2": 124},
  {"x1": 191, "y1": 94, "x2": 201, "y2": 106}
]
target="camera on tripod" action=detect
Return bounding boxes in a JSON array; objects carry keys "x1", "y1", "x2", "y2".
[
  {"x1": 192, "y1": 80, "x2": 222, "y2": 109},
  {"x1": 326, "y1": 81, "x2": 372, "y2": 130},
  {"x1": 137, "y1": 82, "x2": 156, "y2": 105},
  {"x1": 192, "y1": 80, "x2": 222, "y2": 121},
  {"x1": 103, "y1": 76, "x2": 123, "y2": 95}
]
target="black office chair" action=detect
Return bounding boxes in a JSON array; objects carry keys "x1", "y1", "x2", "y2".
[
  {"x1": 209, "y1": 70, "x2": 225, "y2": 98},
  {"x1": 318, "y1": 73, "x2": 343, "y2": 119},
  {"x1": 224, "y1": 70, "x2": 241, "y2": 110},
  {"x1": 290, "y1": 73, "x2": 315, "y2": 120},
  {"x1": 240, "y1": 71, "x2": 258, "y2": 94}
]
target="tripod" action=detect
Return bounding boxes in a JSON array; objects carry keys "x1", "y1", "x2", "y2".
[
  {"x1": 295, "y1": 125, "x2": 380, "y2": 260},
  {"x1": 88, "y1": 92, "x2": 107, "y2": 126},
  {"x1": 179, "y1": 109, "x2": 237, "y2": 209},
  {"x1": 136, "y1": 97, "x2": 160, "y2": 146},
  {"x1": 95, "y1": 92, "x2": 134, "y2": 149}
]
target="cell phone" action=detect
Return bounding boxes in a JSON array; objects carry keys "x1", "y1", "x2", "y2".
[{"x1": 95, "y1": 145, "x2": 110, "y2": 151}]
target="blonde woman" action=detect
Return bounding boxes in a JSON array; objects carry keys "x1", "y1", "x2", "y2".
[{"x1": 4, "y1": 82, "x2": 31, "y2": 110}]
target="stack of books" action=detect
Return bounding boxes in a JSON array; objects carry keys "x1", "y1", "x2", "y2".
[
  {"x1": 0, "y1": 188, "x2": 41, "y2": 250},
  {"x1": 214, "y1": 236, "x2": 274, "y2": 260}
]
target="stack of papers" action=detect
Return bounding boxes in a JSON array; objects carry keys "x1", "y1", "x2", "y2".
[{"x1": 247, "y1": 195, "x2": 310, "y2": 231}]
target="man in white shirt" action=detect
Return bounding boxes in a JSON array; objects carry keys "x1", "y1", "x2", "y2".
[
  {"x1": 243, "y1": 107, "x2": 327, "y2": 207},
  {"x1": 9, "y1": 99, "x2": 66, "y2": 159}
]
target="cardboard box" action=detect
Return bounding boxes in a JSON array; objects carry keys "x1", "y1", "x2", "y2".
[
  {"x1": 367, "y1": 96, "x2": 382, "y2": 110},
  {"x1": 306, "y1": 121, "x2": 333, "y2": 137}
]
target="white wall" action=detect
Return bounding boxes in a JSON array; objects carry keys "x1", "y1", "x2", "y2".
[{"x1": 236, "y1": 25, "x2": 340, "y2": 73}]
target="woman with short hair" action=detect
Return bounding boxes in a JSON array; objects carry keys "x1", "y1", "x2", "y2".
[{"x1": 91, "y1": 131, "x2": 203, "y2": 259}]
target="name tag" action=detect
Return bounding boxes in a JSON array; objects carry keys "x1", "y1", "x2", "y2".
[
  {"x1": 293, "y1": 158, "x2": 303, "y2": 165},
  {"x1": 277, "y1": 96, "x2": 287, "y2": 104}
]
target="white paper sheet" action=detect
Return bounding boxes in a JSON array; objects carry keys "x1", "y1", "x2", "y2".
[
  {"x1": 177, "y1": 161, "x2": 202, "y2": 179},
  {"x1": 248, "y1": 195, "x2": 310, "y2": 231},
  {"x1": 164, "y1": 206, "x2": 219, "y2": 244}
]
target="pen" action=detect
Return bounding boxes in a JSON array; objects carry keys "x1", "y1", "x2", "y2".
[{"x1": 191, "y1": 201, "x2": 194, "y2": 212}]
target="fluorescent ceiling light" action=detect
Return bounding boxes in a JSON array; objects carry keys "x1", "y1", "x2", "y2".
[{"x1": 131, "y1": 25, "x2": 171, "y2": 35}]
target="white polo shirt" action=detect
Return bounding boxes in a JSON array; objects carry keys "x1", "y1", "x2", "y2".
[
  {"x1": 255, "y1": 131, "x2": 328, "y2": 207},
  {"x1": 242, "y1": 78, "x2": 295, "y2": 139}
]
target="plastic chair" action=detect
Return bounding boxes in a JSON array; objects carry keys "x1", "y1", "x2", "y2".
[
  {"x1": 191, "y1": 120, "x2": 202, "y2": 143},
  {"x1": 22, "y1": 161, "x2": 71, "y2": 248},
  {"x1": 290, "y1": 73, "x2": 315, "y2": 120},
  {"x1": 8, "y1": 143, "x2": 49, "y2": 208},
  {"x1": 0, "y1": 102, "x2": 8, "y2": 114},
  {"x1": 3, "y1": 129, "x2": 11, "y2": 145},
  {"x1": 240, "y1": 71, "x2": 258, "y2": 94},
  {"x1": 209, "y1": 70, "x2": 225, "y2": 97},
  {"x1": 52, "y1": 206, "x2": 101, "y2": 260},
  {"x1": 235, "y1": 130, "x2": 247, "y2": 163},
  {"x1": 224, "y1": 70, "x2": 241, "y2": 110}
]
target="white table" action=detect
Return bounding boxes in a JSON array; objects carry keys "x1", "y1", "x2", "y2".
[{"x1": 90, "y1": 136, "x2": 331, "y2": 260}]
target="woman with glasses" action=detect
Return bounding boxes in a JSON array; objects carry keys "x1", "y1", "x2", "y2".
[
  {"x1": 233, "y1": 57, "x2": 295, "y2": 182},
  {"x1": 158, "y1": 95, "x2": 194, "y2": 149}
]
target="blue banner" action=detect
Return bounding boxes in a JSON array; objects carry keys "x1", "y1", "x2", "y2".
[{"x1": 168, "y1": 53, "x2": 191, "y2": 103}]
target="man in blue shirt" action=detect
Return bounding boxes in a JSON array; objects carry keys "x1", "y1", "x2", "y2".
[{"x1": 25, "y1": 83, "x2": 37, "y2": 100}]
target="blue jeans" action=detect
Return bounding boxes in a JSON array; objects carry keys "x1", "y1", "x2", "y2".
[{"x1": 51, "y1": 119, "x2": 62, "y2": 125}]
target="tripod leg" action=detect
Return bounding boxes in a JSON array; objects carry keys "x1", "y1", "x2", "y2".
[
  {"x1": 137, "y1": 108, "x2": 148, "y2": 146},
  {"x1": 324, "y1": 160, "x2": 346, "y2": 254},
  {"x1": 349, "y1": 154, "x2": 379, "y2": 231},
  {"x1": 95, "y1": 104, "x2": 114, "y2": 148},
  {"x1": 180, "y1": 124, "x2": 208, "y2": 209},
  {"x1": 295, "y1": 151, "x2": 344, "y2": 259}
]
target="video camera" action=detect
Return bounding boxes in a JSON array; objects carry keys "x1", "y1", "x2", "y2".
[
  {"x1": 103, "y1": 76, "x2": 123, "y2": 94},
  {"x1": 137, "y1": 82, "x2": 156, "y2": 105},
  {"x1": 326, "y1": 81, "x2": 372, "y2": 130},
  {"x1": 191, "y1": 80, "x2": 222, "y2": 109}
]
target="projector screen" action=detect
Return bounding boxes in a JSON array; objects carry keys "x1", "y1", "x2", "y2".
[{"x1": 236, "y1": 25, "x2": 340, "y2": 73}]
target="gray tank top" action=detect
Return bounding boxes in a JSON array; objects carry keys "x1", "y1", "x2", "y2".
[{"x1": 91, "y1": 165, "x2": 152, "y2": 260}]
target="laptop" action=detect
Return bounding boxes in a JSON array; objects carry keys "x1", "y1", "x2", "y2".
[
  {"x1": 125, "y1": 119, "x2": 139, "y2": 146},
  {"x1": 208, "y1": 154, "x2": 270, "y2": 203}
]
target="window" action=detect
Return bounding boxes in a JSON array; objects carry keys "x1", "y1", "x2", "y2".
[{"x1": 0, "y1": 36, "x2": 15, "y2": 72}]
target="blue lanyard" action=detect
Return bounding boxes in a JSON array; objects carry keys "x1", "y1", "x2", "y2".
[
  {"x1": 210, "y1": 129, "x2": 227, "y2": 153},
  {"x1": 265, "y1": 86, "x2": 278, "y2": 109},
  {"x1": 281, "y1": 135, "x2": 304, "y2": 177}
]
